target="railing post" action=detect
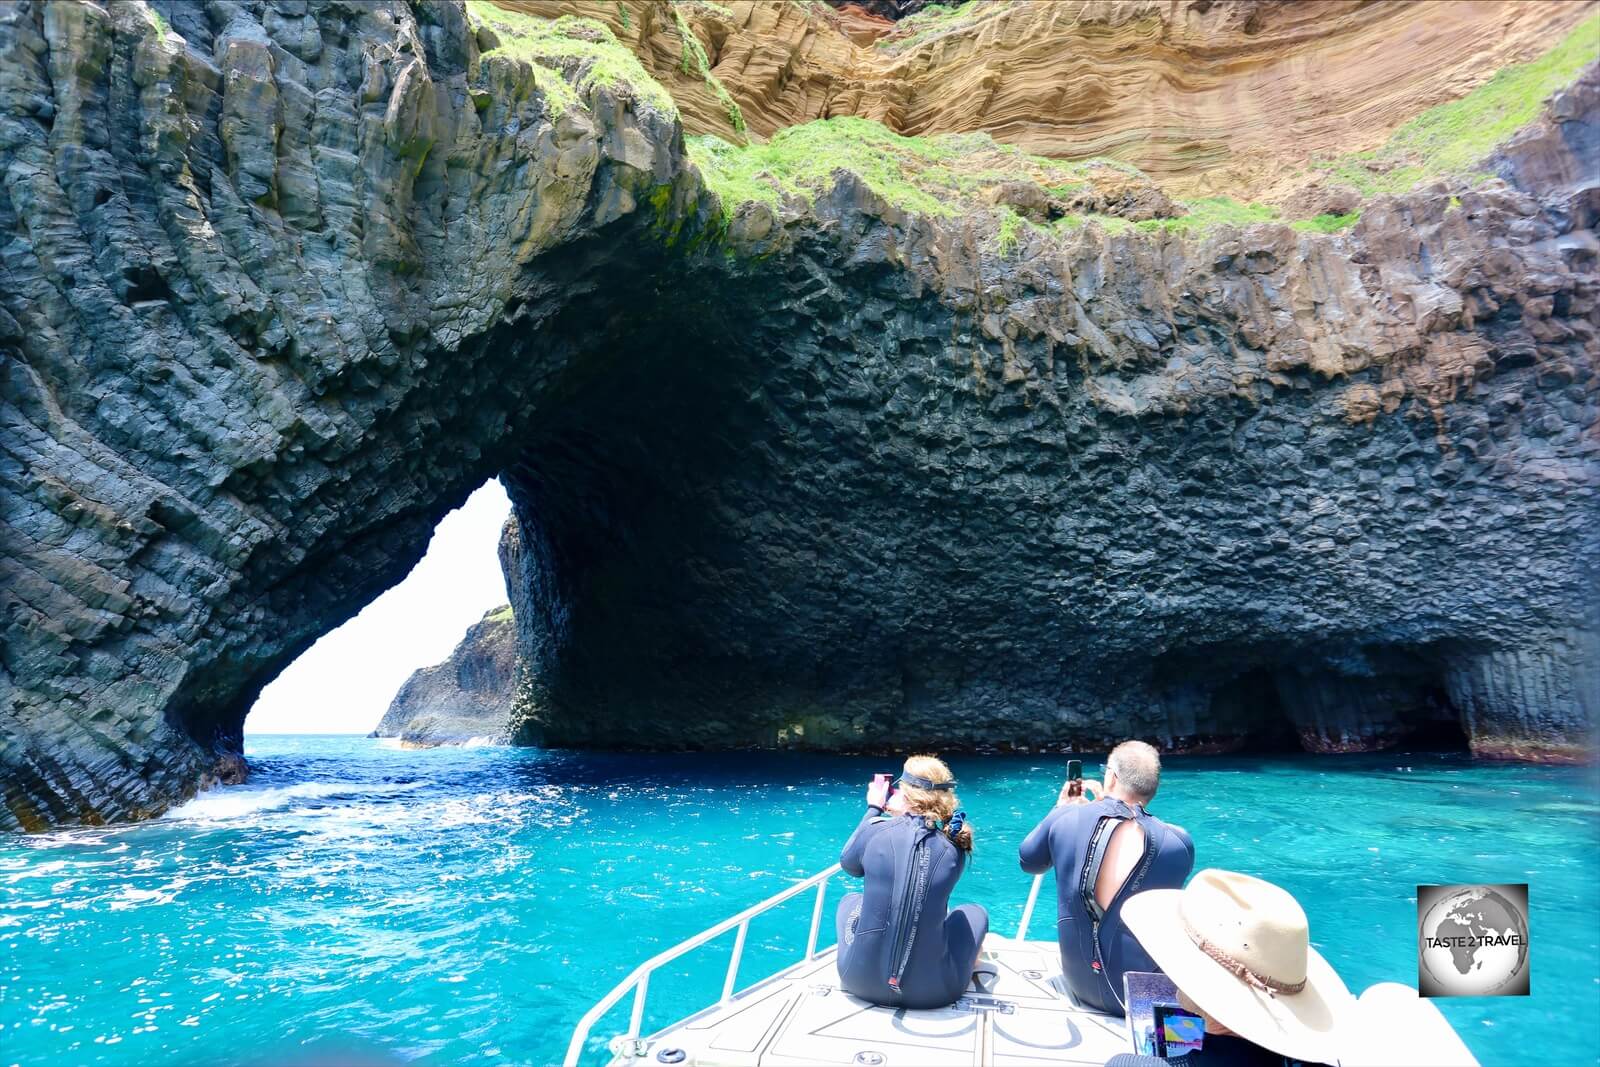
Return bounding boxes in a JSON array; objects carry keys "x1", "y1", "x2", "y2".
[
  {"x1": 628, "y1": 973, "x2": 650, "y2": 1038},
  {"x1": 566, "y1": 864, "x2": 841, "y2": 1065},
  {"x1": 805, "y1": 874, "x2": 829, "y2": 960},
  {"x1": 721, "y1": 921, "x2": 749, "y2": 1003},
  {"x1": 1016, "y1": 873, "x2": 1043, "y2": 941}
]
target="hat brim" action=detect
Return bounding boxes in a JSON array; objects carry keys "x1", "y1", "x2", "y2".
[{"x1": 1121, "y1": 889, "x2": 1353, "y2": 1065}]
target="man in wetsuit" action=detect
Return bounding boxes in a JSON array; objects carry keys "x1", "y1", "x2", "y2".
[{"x1": 1017, "y1": 741, "x2": 1193, "y2": 1015}]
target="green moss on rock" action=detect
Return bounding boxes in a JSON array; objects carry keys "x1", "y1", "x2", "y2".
[
  {"x1": 466, "y1": 1, "x2": 676, "y2": 120},
  {"x1": 995, "y1": 207, "x2": 1026, "y2": 256},
  {"x1": 1291, "y1": 210, "x2": 1362, "y2": 234},
  {"x1": 688, "y1": 117, "x2": 1132, "y2": 222},
  {"x1": 1135, "y1": 197, "x2": 1279, "y2": 234},
  {"x1": 1312, "y1": 11, "x2": 1600, "y2": 196}
]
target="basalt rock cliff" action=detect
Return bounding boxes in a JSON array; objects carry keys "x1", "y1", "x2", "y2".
[
  {"x1": 374, "y1": 605, "x2": 517, "y2": 745},
  {"x1": 1, "y1": 0, "x2": 1596, "y2": 831}
]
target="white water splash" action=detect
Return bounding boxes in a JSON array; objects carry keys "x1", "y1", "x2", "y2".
[{"x1": 163, "y1": 780, "x2": 426, "y2": 822}]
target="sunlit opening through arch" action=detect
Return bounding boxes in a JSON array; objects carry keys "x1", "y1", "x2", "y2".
[{"x1": 245, "y1": 480, "x2": 513, "y2": 736}]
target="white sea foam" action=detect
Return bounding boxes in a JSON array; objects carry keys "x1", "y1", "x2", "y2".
[{"x1": 163, "y1": 780, "x2": 425, "y2": 822}]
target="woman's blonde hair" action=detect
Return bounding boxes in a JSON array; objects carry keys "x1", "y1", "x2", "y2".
[{"x1": 898, "y1": 754, "x2": 973, "y2": 853}]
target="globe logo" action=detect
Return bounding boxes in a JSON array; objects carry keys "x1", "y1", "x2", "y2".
[{"x1": 1417, "y1": 883, "x2": 1530, "y2": 997}]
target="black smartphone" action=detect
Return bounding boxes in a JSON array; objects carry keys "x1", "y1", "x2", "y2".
[
  {"x1": 1066, "y1": 759, "x2": 1082, "y2": 782},
  {"x1": 1153, "y1": 1003, "x2": 1205, "y2": 1057}
]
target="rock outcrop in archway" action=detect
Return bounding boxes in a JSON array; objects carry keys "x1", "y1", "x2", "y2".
[{"x1": 2, "y1": 0, "x2": 1596, "y2": 831}]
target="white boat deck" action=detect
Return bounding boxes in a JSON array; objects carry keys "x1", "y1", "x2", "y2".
[{"x1": 605, "y1": 936, "x2": 1127, "y2": 1067}]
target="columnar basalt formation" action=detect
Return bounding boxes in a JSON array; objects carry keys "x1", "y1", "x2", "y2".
[
  {"x1": 1, "y1": 0, "x2": 1596, "y2": 831},
  {"x1": 0, "y1": 0, "x2": 697, "y2": 829},
  {"x1": 374, "y1": 605, "x2": 518, "y2": 745},
  {"x1": 499, "y1": 141, "x2": 1599, "y2": 764}
]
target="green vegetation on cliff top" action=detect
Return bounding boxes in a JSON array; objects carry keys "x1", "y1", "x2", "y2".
[
  {"x1": 691, "y1": 2, "x2": 1595, "y2": 246},
  {"x1": 467, "y1": 0, "x2": 676, "y2": 119},
  {"x1": 1314, "y1": 10, "x2": 1600, "y2": 195},
  {"x1": 688, "y1": 117, "x2": 1131, "y2": 221},
  {"x1": 485, "y1": 605, "x2": 515, "y2": 625},
  {"x1": 689, "y1": 120, "x2": 1352, "y2": 245},
  {"x1": 475, "y1": 1, "x2": 1590, "y2": 245}
]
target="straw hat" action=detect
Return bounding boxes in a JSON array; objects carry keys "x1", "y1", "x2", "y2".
[{"x1": 1120, "y1": 869, "x2": 1353, "y2": 1065}]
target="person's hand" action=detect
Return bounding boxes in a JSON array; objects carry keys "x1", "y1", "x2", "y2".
[
  {"x1": 1058, "y1": 778, "x2": 1103, "y2": 806},
  {"x1": 866, "y1": 775, "x2": 892, "y2": 810}
]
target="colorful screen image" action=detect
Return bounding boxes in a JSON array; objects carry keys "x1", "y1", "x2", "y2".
[
  {"x1": 1154, "y1": 1004, "x2": 1206, "y2": 1056},
  {"x1": 1122, "y1": 971, "x2": 1179, "y2": 1056}
]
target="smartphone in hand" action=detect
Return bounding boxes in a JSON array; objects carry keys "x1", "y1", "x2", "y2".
[
  {"x1": 1065, "y1": 759, "x2": 1083, "y2": 799},
  {"x1": 867, "y1": 772, "x2": 894, "y2": 810}
]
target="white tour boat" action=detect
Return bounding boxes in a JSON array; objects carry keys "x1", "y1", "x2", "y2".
[{"x1": 565, "y1": 867, "x2": 1478, "y2": 1067}]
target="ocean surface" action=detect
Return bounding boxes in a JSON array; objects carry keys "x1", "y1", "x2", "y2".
[{"x1": 2, "y1": 735, "x2": 1596, "y2": 1067}]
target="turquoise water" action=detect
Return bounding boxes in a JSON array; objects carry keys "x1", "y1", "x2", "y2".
[{"x1": 2, "y1": 736, "x2": 1596, "y2": 1067}]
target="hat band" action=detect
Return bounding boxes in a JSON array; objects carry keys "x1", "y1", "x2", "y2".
[{"x1": 1182, "y1": 918, "x2": 1307, "y2": 997}]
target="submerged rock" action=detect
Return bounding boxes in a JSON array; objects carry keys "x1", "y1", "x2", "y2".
[{"x1": 375, "y1": 607, "x2": 517, "y2": 747}]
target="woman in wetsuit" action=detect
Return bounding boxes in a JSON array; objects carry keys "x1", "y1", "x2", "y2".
[{"x1": 834, "y1": 755, "x2": 989, "y2": 1010}]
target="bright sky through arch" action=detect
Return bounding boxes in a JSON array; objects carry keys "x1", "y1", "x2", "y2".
[{"x1": 246, "y1": 480, "x2": 514, "y2": 735}]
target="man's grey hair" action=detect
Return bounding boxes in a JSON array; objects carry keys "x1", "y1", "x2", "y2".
[{"x1": 1108, "y1": 740, "x2": 1162, "y2": 801}]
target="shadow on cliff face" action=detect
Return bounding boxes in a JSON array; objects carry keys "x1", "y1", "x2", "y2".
[
  {"x1": 1159, "y1": 651, "x2": 1471, "y2": 756},
  {"x1": 483, "y1": 217, "x2": 1581, "y2": 763}
]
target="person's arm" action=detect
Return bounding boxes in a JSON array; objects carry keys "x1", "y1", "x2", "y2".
[
  {"x1": 1018, "y1": 808, "x2": 1064, "y2": 875},
  {"x1": 841, "y1": 776, "x2": 892, "y2": 876},
  {"x1": 840, "y1": 807, "x2": 880, "y2": 876},
  {"x1": 1170, "y1": 822, "x2": 1196, "y2": 878}
]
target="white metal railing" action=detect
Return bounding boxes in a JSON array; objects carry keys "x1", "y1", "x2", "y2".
[
  {"x1": 562, "y1": 863, "x2": 844, "y2": 1067},
  {"x1": 1014, "y1": 873, "x2": 1045, "y2": 940}
]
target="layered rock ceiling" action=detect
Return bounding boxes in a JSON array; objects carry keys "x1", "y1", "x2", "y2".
[{"x1": 1, "y1": 0, "x2": 1596, "y2": 830}]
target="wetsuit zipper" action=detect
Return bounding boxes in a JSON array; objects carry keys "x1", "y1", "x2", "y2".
[
  {"x1": 887, "y1": 826, "x2": 933, "y2": 996},
  {"x1": 1090, "y1": 811, "x2": 1158, "y2": 1012}
]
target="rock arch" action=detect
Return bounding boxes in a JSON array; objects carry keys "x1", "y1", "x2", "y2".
[{"x1": 2, "y1": 1, "x2": 1596, "y2": 830}]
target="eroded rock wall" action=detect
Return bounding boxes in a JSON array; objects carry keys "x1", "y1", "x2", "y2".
[
  {"x1": 502, "y1": 0, "x2": 1596, "y2": 201},
  {"x1": 500, "y1": 138, "x2": 1599, "y2": 762},
  {"x1": 374, "y1": 604, "x2": 517, "y2": 745},
  {"x1": 0, "y1": 0, "x2": 696, "y2": 830}
]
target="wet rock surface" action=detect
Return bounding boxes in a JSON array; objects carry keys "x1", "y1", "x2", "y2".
[
  {"x1": 0, "y1": 1, "x2": 1595, "y2": 830},
  {"x1": 374, "y1": 607, "x2": 518, "y2": 745}
]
